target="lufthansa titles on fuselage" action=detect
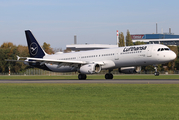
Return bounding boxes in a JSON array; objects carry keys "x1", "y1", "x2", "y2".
[{"x1": 123, "y1": 46, "x2": 147, "y2": 52}]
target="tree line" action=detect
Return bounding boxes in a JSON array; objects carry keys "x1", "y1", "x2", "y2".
[{"x1": 0, "y1": 42, "x2": 54, "y2": 73}]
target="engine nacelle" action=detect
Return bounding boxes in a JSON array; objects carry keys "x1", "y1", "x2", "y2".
[
  {"x1": 80, "y1": 64, "x2": 101, "y2": 74},
  {"x1": 118, "y1": 66, "x2": 141, "y2": 74}
]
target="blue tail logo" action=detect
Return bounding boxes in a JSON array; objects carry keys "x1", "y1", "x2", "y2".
[
  {"x1": 30, "y1": 42, "x2": 38, "y2": 56},
  {"x1": 25, "y1": 30, "x2": 47, "y2": 58}
]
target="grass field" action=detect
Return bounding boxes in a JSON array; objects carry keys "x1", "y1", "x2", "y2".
[
  {"x1": 0, "y1": 84, "x2": 179, "y2": 120},
  {"x1": 0, "y1": 74, "x2": 179, "y2": 80}
]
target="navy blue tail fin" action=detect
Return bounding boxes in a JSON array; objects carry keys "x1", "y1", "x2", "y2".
[{"x1": 25, "y1": 30, "x2": 47, "y2": 58}]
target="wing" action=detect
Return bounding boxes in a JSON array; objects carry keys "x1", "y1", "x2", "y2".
[
  {"x1": 27, "y1": 57, "x2": 87, "y2": 67},
  {"x1": 6, "y1": 56, "x2": 105, "y2": 68},
  {"x1": 7, "y1": 57, "x2": 86, "y2": 65}
]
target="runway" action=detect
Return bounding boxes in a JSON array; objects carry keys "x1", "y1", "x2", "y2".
[{"x1": 0, "y1": 79, "x2": 179, "y2": 84}]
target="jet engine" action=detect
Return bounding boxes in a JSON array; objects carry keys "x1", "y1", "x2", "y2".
[
  {"x1": 118, "y1": 66, "x2": 141, "y2": 74},
  {"x1": 80, "y1": 64, "x2": 101, "y2": 74}
]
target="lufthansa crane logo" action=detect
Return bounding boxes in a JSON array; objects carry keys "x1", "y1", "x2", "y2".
[{"x1": 30, "y1": 42, "x2": 38, "y2": 56}]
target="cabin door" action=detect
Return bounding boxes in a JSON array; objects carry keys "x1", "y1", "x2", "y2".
[
  {"x1": 115, "y1": 50, "x2": 119, "y2": 60},
  {"x1": 147, "y1": 46, "x2": 153, "y2": 57}
]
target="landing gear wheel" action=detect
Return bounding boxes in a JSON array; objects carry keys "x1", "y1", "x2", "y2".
[
  {"x1": 78, "y1": 74, "x2": 87, "y2": 80},
  {"x1": 105, "y1": 73, "x2": 113, "y2": 79},
  {"x1": 154, "y1": 72, "x2": 159, "y2": 76}
]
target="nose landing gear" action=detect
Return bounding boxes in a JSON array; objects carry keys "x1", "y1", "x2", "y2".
[{"x1": 154, "y1": 66, "x2": 159, "y2": 76}]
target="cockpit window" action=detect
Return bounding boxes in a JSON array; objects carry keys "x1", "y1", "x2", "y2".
[
  {"x1": 157, "y1": 48, "x2": 170, "y2": 52},
  {"x1": 164, "y1": 48, "x2": 170, "y2": 51}
]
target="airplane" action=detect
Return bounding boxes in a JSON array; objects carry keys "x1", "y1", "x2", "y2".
[{"x1": 6, "y1": 30, "x2": 176, "y2": 80}]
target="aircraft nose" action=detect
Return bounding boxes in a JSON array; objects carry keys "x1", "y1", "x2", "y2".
[{"x1": 169, "y1": 51, "x2": 176, "y2": 61}]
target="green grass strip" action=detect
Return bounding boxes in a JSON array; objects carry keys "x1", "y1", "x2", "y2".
[{"x1": 0, "y1": 84, "x2": 179, "y2": 120}]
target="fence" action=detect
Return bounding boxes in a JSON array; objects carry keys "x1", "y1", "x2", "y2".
[{"x1": 1, "y1": 68, "x2": 179, "y2": 76}]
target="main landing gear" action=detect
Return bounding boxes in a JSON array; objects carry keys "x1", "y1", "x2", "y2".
[
  {"x1": 78, "y1": 73, "x2": 87, "y2": 80},
  {"x1": 105, "y1": 73, "x2": 113, "y2": 79},
  {"x1": 105, "y1": 69, "x2": 113, "y2": 79},
  {"x1": 78, "y1": 71, "x2": 114, "y2": 80},
  {"x1": 154, "y1": 66, "x2": 159, "y2": 76}
]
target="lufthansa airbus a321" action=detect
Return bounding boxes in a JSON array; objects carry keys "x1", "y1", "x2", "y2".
[{"x1": 6, "y1": 30, "x2": 176, "y2": 80}]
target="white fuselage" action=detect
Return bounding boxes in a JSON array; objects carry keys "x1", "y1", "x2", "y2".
[{"x1": 42, "y1": 44, "x2": 176, "y2": 73}]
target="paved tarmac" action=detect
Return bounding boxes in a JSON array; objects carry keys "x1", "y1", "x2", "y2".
[{"x1": 0, "y1": 79, "x2": 179, "y2": 84}]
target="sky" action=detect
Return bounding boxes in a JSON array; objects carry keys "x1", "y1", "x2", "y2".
[{"x1": 1, "y1": 0, "x2": 179, "y2": 49}]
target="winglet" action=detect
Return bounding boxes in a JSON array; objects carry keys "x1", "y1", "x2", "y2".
[{"x1": 17, "y1": 55, "x2": 20, "y2": 60}]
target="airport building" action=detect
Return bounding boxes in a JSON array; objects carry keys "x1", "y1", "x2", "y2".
[
  {"x1": 132, "y1": 33, "x2": 179, "y2": 46},
  {"x1": 66, "y1": 35, "x2": 118, "y2": 51},
  {"x1": 66, "y1": 44, "x2": 117, "y2": 51}
]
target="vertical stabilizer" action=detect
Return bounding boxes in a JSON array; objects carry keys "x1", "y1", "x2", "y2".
[{"x1": 25, "y1": 30, "x2": 47, "y2": 58}]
